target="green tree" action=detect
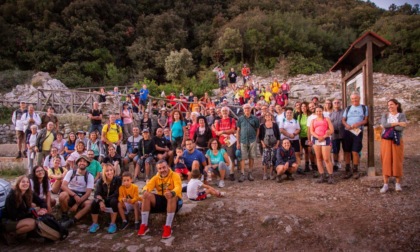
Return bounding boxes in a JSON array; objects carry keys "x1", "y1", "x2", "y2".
[
  {"x1": 217, "y1": 27, "x2": 243, "y2": 62},
  {"x1": 165, "y1": 48, "x2": 195, "y2": 81}
]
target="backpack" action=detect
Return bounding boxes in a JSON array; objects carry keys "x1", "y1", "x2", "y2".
[
  {"x1": 36, "y1": 214, "x2": 68, "y2": 241},
  {"x1": 70, "y1": 169, "x2": 88, "y2": 185},
  {"x1": 51, "y1": 166, "x2": 64, "y2": 175},
  {"x1": 105, "y1": 123, "x2": 122, "y2": 134},
  {"x1": 263, "y1": 124, "x2": 277, "y2": 147}
]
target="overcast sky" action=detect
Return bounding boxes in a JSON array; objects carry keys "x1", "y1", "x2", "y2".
[{"x1": 366, "y1": 0, "x2": 420, "y2": 10}]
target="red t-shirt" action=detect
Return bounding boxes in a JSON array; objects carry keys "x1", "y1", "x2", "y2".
[{"x1": 214, "y1": 118, "x2": 236, "y2": 145}]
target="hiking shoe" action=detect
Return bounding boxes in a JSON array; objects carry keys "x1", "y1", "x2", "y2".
[
  {"x1": 162, "y1": 225, "x2": 172, "y2": 239},
  {"x1": 333, "y1": 165, "x2": 339, "y2": 172},
  {"x1": 89, "y1": 223, "x2": 100, "y2": 233},
  {"x1": 286, "y1": 174, "x2": 295, "y2": 181},
  {"x1": 134, "y1": 222, "x2": 140, "y2": 230},
  {"x1": 218, "y1": 191, "x2": 226, "y2": 197},
  {"x1": 108, "y1": 223, "x2": 117, "y2": 234},
  {"x1": 218, "y1": 180, "x2": 225, "y2": 188},
  {"x1": 328, "y1": 174, "x2": 334, "y2": 184},
  {"x1": 276, "y1": 174, "x2": 283, "y2": 183},
  {"x1": 395, "y1": 183, "x2": 402, "y2": 192},
  {"x1": 137, "y1": 224, "x2": 149, "y2": 236},
  {"x1": 22, "y1": 151, "x2": 27, "y2": 158},
  {"x1": 61, "y1": 218, "x2": 75, "y2": 229},
  {"x1": 343, "y1": 172, "x2": 353, "y2": 180},
  {"x1": 120, "y1": 221, "x2": 129, "y2": 230},
  {"x1": 238, "y1": 173, "x2": 246, "y2": 183},
  {"x1": 263, "y1": 174, "x2": 268, "y2": 180},
  {"x1": 229, "y1": 173, "x2": 235, "y2": 181},
  {"x1": 270, "y1": 174, "x2": 276, "y2": 180},
  {"x1": 312, "y1": 171, "x2": 319, "y2": 178},
  {"x1": 16, "y1": 151, "x2": 22, "y2": 159},
  {"x1": 380, "y1": 184, "x2": 389, "y2": 193},
  {"x1": 316, "y1": 174, "x2": 327, "y2": 183},
  {"x1": 248, "y1": 173, "x2": 255, "y2": 181},
  {"x1": 353, "y1": 172, "x2": 360, "y2": 179},
  {"x1": 296, "y1": 168, "x2": 305, "y2": 175},
  {"x1": 304, "y1": 164, "x2": 310, "y2": 173}
]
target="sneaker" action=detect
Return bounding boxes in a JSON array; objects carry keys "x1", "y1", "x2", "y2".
[
  {"x1": 248, "y1": 173, "x2": 254, "y2": 181},
  {"x1": 312, "y1": 171, "x2": 319, "y2": 178},
  {"x1": 61, "y1": 218, "x2": 75, "y2": 229},
  {"x1": 296, "y1": 168, "x2": 305, "y2": 175},
  {"x1": 286, "y1": 174, "x2": 295, "y2": 181},
  {"x1": 263, "y1": 174, "x2": 268, "y2": 180},
  {"x1": 395, "y1": 183, "x2": 402, "y2": 192},
  {"x1": 218, "y1": 191, "x2": 226, "y2": 197},
  {"x1": 89, "y1": 223, "x2": 100, "y2": 233},
  {"x1": 120, "y1": 221, "x2": 129, "y2": 230},
  {"x1": 108, "y1": 223, "x2": 117, "y2": 234},
  {"x1": 276, "y1": 174, "x2": 283, "y2": 183},
  {"x1": 380, "y1": 184, "x2": 389, "y2": 193},
  {"x1": 353, "y1": 172, "x2": 360, "y2": 179},
  {"x1": 134, "y1": 222, "x2": 140, "y2": 230},
  {"x1": 229, "y1": 173, "x2": 235, "y2": 181},
  {"x1": 238, "y1": 173, "x2": 246, "y2": 183},
  {"x1": 343, "y1": 172, "x2": 353, "y2": 180},
  {"x1": 270, "y1": 174, "x2": 276, "y2": 180},
  {"x1": 22, "y1": 151, "x2": 27, "y2": 158},
  {"x1": 328, "y1": 174, "x2": 334, "y2": 184},
  {"x1": 16, "y1": 151, "x2": 22, "y2": 159},
  {"x1": 162, "y1": 225, "x2": 172, "y2": 239},
  {"x1": 333, "y1": 165, "x2": 339, "y2": 172},
  {"x1": 137, "y1": 224, "x2": 149, "y2": 236},
  {"x1": 218, "y1": 180, "x2": 225, "y2": 188}
]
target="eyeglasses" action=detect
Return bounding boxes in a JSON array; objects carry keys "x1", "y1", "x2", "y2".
[{"x1": 35, "y1": 170, "x2": 45, "y2": 173}]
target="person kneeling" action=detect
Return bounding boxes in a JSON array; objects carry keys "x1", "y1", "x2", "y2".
[
  {"x1": 275, "y1": 139, "x2": 298, "y2": 183},
  {"x1": 187, "y1": 169, "x2": 226, "y2": 201},
  {"x1": 137, "y1": 160, "x2": 183, "y2": 239}
]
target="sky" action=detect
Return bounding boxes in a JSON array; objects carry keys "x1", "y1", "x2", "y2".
[{"x1": 366, "y1": 0, "x2": 420, "y2": 9}]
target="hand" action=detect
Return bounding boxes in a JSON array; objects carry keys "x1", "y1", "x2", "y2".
[
  {"x1": 164, "y1": 189, "x2": 173, "y2": 200},
  {"x1": 74, "y1": 195, "x2": 82, "y2": 204},
  {"x1": 100, "y1": 202, "x2": 106, "y2": 212},
  {"x1": 399, "y1": 122, "x2": 407, "y2": 127},
  {"x1": 70, "y1": 204, "x2": 78, "y2": 212},
  {"x1": 38, "y1": 208, "x2": 48, "y2": 216}
]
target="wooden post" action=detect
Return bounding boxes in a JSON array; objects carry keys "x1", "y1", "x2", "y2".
[{"x1": 366, "y1": 41, "x2": 375, "y2": 176}]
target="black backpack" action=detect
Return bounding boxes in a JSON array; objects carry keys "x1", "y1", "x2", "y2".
[
  {"x1": 70, "y1": 169, "x2": 88, "y2": 185},
  {"x1": 36, "y1": 214, "x2": 69, "y2": 241}
]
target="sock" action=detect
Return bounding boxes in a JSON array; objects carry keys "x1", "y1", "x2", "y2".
[
  {"x1": 134, "y1": 221, "x2": 139, "y2": 224},
  {"x1": 345, "y1": 164, "x2": 351, "y2": 172},
  {"x1": 165, "y1": 213, "x2": 175, "y2": 227},
  {"x1": 141, "y1": 211, "x2": 149, "y2": 225},
  {"x1": 122, "y1": 220, "x2": 128, "y2": 223}
]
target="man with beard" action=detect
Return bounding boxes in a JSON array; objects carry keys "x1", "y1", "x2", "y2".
[
  {"x1": 153, "y1": 127, "x2": 173, "y2": 165},
  {"x1": 60, "y1": 155, "x2": 94, "y2": 228},
  {"x1": 123, "y1": 127, "x2": 142, "y2": 172}
]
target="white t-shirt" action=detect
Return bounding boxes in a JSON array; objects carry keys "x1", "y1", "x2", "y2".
[
  {"x1": 63, "y1": 169, "x2": 95, "y2": 192},
  {"x1": 43, "y1": 155, "x2": 66, "y2": 168},
  {"x1": 187, "y1": 178, "x2": 204, "y2": 199},
  {"x1": 28, "y1": 133, "x2": 38, "y2": 148},
  {"x1": 67, "y1": 151, "x2": 87, "y2": 162},
  {"x1": 30, "y1": 178, "x2": 51, "y2": 200},
  {"x1": 307, "y1": 114, "x2": 317, "y2": 128},
  {"x1": 279, "y1": 118, "x2": 300, "y2": 140},
  {"x1": 275, "y1": 113, "x2": 285, "y2": 128}
]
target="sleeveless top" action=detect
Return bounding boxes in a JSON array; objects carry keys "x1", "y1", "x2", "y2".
[{"x1": 313, "y1": 118, "x2": 328, "y2": 137}]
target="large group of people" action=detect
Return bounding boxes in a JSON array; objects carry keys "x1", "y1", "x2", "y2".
[{"x1": 3, "y1": 71, "x2": 407, "y2": 242}]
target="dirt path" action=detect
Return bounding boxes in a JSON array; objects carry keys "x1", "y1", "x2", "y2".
[{"x1": 1, "y1": 125, "x2": 420, "y2": 251}]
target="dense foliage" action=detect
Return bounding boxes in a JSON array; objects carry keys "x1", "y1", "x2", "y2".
[{"x1": 0, "y1": 0, "x2": 418, "y2": 91}]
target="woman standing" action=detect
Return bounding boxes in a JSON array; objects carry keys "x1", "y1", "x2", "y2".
[
  {"x1": 170, "y1": 110, "x2": 187, "y2": 150},
  {"x1": 26, "y1": 125, "x2": 39, "y2": 172},
  {"x1": 323, "y1": 99, "x2": 333, "y2": 118},
  {"x1": 259, "y1": 113, "x2": 281, "y2": 180},
  {"x1": 88, "y1": 163, "x2": 122, "y2": 233},
  {"x1": 310, "y1": 106, "x2": 334, "y2": 184},
  {"x1": 298, "y1": 102, "x2": 311, "y2": 172},
  {"x1": 380, "y1": 99, "x2": 407, "y2": 193},
  {"x1": 157, "y1": 108, "x2": 168, "y2": 129},
  {"x1": 2, "y1": 176, "x2": 47, "y2": 236},
  {"x1": 140, "y1": 111, "x2": 152, "y2": 132},
  {"x1": 120, "y1": 102, "x2": 133, "y2": 143},
  {"x1": 31, "y1": 166, "x2": 56, "y2": 213},
  {"x1": 205, "y1": 138, "x2": 230, "y2": 188},
  {"x1": 193, "y1": 116, "x2": 214, "y2": 155}
]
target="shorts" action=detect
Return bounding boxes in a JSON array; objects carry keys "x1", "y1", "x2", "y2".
[
  {"x1": 262, "y1": 148, "x2": 276, "y2": 166},
  {"x1": 151, "y1": 194, "x2": 183, "y2": 214},
  {"x1": 240, "y1": 141, "x2": 257, "y2": 160},
  {"x1": 124, "y1": 201, "x2": 141, "y2": 214},
  {"x1": 1, "y1": 219, "x2": 18, "y2": 232},
  {"x1": 16, "y1": 130, "x2": 25, "y2": 141},
  {"x1": 332, "y1": 139, "x2": 343, "y2": 154},
  {"x1": 68, "y1": 191, "x2": 87, "y2": 208},
  {"x1": 343, "y1": 130, "x2": 363, "y2": 153},
  {"x1": 290, "y1": 139, "x2": 301, "y2": 152},
  {"x1": 175, "y1": 167, "x2": 190, "y2": 176},
  {"x1": 136, "y1": 156, "x2": 155, "y2": 166},
  {"x1": 140, "y1": 99, "x2": 147, "y2": 106},
  {"x1": 189, "y1": 191, "x2": 207, "y2": 201},
  {"x1": 312, "y1": 136, "x2": 331, "y2": 146},
  {"x1": 300, "y1": 137, "x2": 309, "y2": 148}
]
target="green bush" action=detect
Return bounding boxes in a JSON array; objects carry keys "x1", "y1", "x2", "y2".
[
  {"x1": 0, "y1": 106, "x2": 14, "y2": 124},
  {"x1": 0, "y1": 69, "x2": 33, "y2": 93}
]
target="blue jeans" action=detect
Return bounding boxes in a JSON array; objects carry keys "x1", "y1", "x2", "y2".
[{"x1": 89, "y1": 124, "x2": 103, "y2": 134}]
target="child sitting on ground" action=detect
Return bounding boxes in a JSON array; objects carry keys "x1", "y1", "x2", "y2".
[
  {"x1": 187, "y1": 169, "x2": 226, "y2": 201},
  {"x1": 174, "y1": 147, "x2": 191, "y2": 180},
  {"x1": 118, "y1": 172, "x2": 141, "y2": 230}
]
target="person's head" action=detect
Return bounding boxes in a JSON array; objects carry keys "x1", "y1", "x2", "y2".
[
  {"x1": 142, "y1": 84, "x2": 147, "y2": 89},
  {"x1": 261, "y1": 105, "x2": 268, "y2": 112},
  {"x1": 312, "y1": 97, "x2": 319, "y2": 105},
  {"x1": 185, "y1": 139, "x2": 195, "y2": 152},
  {"x1": 333, "y1": 99, "x2": 341, "y2": 110},
  {"x1": 123, "y1": 102, "x2": 129, "y2": 110},
  {"x1": 230, "y1": 67, "x2": 234, "y2": 72},
  {"x1": 143, "y1": 111, "x2": 149, "y2": 118},
  {"x1": 264, "y1": 112, "x2": 274, "y2": 122},
  {"x1": 56, "y1": 131, "x2": 63, "y2": 140},
  {"x1": 308, "y1": 102, "x2": 316, "y2": 113},
  {"x1": 324, "y1": 99, "x2": 332, "y2": 111},
  {"x1": 109, "y1": 114, "x2": 116, "y2": 123},
  {"x1": 156, "y1": 127, "x2": 163, "y2": 137},
  {"x1": 28, "y1": 105, "x2": 34, "y2": 114},
  {"x1": 50, "y1": 147, "x2": 58, "y2": 156},
  {"x1": 76, "y1": 141, "x2": 85, "y2": 152},
  {"x1": 295, "y1": 102, "x2": 301, "y2": 112},
  {"x1": 14, "y1": 175, "x2": 32, "y2": 207},
  {"x1": 89, "y1": 131, "x2": 98, "y2": 140},
  {"x1": 176, "y1": 147, "x2": 183, "y2": 156},
  {"x1": 30, "y1": 125, "x2": 38, "y2": 134},
  {"x1": 133, "y1": 127, "x2": 140, "y2": 137},
  {"x1": 53, "y1": 156, "x2": 61, "y2": 167},
  {"x1": 93, "y1": 102, "x2": 99, "y2": 109},
  {"x1": 221, "y1": 106, "x2": 230, "y2": 118},
  {"x1": 121, "y1": 171, "x2": 133, "y2": 188},
  {"x1": 100, "y1": 87, "x2": 105, "y2": 93},
  {"x1": 47, "y1": 107, "x2": 55, "y2": 115},
  {"x1": 191, "y1": 112, "x2": 199, "y2": 122},
  {"x1": 68, "y1": 132, "x2": 76, "y2": 143},
  {"x1": 156, "y1": 160, "x2": 170, "y2": 178},
  {"x1": 32, "y1": 165, "x2": 46, "y2": 180},
  {"x1": 108, "y1": 144, "x2": 117, "y2": 155},
  {"x1": 282, "y1": 139, "x2": 291, "y2": 150},
  {"x1": 113, "y1": 86, "x2": 119, "y2": 92},
  {"x1": 193, "y1": 96, "x2": 198, "y2": 102},
  {"x1": 142, "y1": 128, "x2": 150, "y2": 139},
  {"x1": 102, "y1": 163, "x2": 116, "y2": 183},
  {"x1": 20, "y1": 101, "x2": 26, "y2": 110},
  {"x1": 208, "y1": 138, "x2": 221, "y2": 150},
  {"x1": 77, "y1": 130, "x2": 85, "y2": 139},
  {"x1": 191, "y1": 169, "x2": 201, "y2": 179},
  {"x1": 388, "y1": 98, "x2": 403, "y2": 113},
  {"x1": 76, "y1": 155, "x2": 90, "y2": 170},
  {"x1": 163, "y1": 128, "x2": 170, "y2": 136},
  {"x1": 171, "y1": 109, "x2": 183, "y2": 121},
  {"x1": 87, "y1": 150, "x2": 95, "y2": 160},
  {"x1": 243, "y1": 104, "x2": 252, "y2": 116},
  {"x1": 300, "y1": 102, "x2": 309, "y2": 114},
  {"x1": 285, "y1": 107, "x2": 293, "y2": 119},
  {"x1": 315, "y1": 105, "x2": 324, "y2": 118},
  {"x1": 32, "y1": 166, "x2": 49, "y2": 198},
  {"x1": 350, "y1": 91, "x2": 361, "y2": 106},
  {"x1": 275, "y1": 104, "x2": 282, "y2": 113},
  {"x1": 46, "y1": 122, "x2": 54, "y2": 131},
  {"x1": 197, "y1": 116, "x2": 207, "y2": 127}
]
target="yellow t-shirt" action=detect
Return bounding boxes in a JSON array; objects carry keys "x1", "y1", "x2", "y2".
[
  {"x1": 118, "y1": 184, "x2": 141, "y2": 204},
  {"x1": 264, "y1": 91, "x2": 272, "y2": 103},
  {"x1": 102, "y1": 123, "x2": 120, "y2": 143},
  {"x1": 271, "y1": 81, "x2": 280, "y2": 94},
  {"x1": 143, "y1": 170, "x2": 182, "y2": 199},
  {"x1": 42, "y1": 131, "x2": 54, "y2": 151},
  {"x1": 48, "y1": 166, "x2": 68, "y2": 178}
]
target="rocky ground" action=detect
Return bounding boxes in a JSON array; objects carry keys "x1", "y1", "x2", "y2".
[{"x1": 1, "y1": 124, "x2": 420, "y2": 251}]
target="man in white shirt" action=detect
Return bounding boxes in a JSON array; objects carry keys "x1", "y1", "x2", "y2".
[
  {"x1": 12, "y1": 101, "x2": 27, "y2": 158},
  {"x1": 306, "y1": 102, "x2": 318, "y2": 176}
]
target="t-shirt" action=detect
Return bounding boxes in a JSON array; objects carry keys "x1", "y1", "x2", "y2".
[
  {"x1": 41, "y1": 114, "x2": 58, "y2": 129},
  {"x1": 343, "y1": 105, "x2": 368, "y2": 128},
  {"x1": 102, "y1": 123, "x2": 121, "y2": 143},
  {"x1": 215, "y1": 118, "x2": 236, "y2": 145},
  {"x1": 153, "y1": 136, "x2": 171, "y2": 154},
  {"x1": 63, "y1": 169, "x2": 95, "y2": 192},
  {"x1": 48, "y1": 166, "x2": 68, "y2": 178},
  {"x1": 67, "y1": 151, "x2": 87, "y2": 162},
  {"x1": 87, "y1": 160, "x2": 103, "y2": 178},
  {"x1": 171, "y1": 120, "x2": 186, "y2": 139},
  {"x1": 140, "y1": 88, "x2": 149, "y2": 101},
  {"x1": 205, "y1": 148, "x2": 226, "y2": 165},
  {"x1": 30, "y1": 179, "x2": 51, "y2": 200},
  {"x1": 187, "y1": 178, "x2": 204, "y2": 199},
  {"x1": 279, "y1": 118, "x2": 300, "y2": 140},
  {"x1": 127, "y1": 135, "x2": 142, "y2": 154},
  {"x1": 43, "y1": 155, "x2": 66, "y2": 168},
  {"x1": 183, "y1": 149, "x2": 206, "y2": 169},
  {"x1": 89, "y1": 109, "x2": 102, "y2": 125},
  {"x1": 42, "y1": 130, "x2": 54, "y2": 152},
  {"x1": 237, "y1": 115, "x2": 259, "y2": 144},
  {"x1": 52, "y1": 140, "x2": 66, "y2": 154},
  {"x1": 298, "y1": 114, "x2": 308, "y2": 138}
]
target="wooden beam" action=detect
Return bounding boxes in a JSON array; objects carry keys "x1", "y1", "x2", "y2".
[{"x1": 366, "y1": 41, "x2": 375, "y2": 175}]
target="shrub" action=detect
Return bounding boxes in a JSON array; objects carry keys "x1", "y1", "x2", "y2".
[{"x1": 0, "y1": 69, "x2": 33, "y2": 93}]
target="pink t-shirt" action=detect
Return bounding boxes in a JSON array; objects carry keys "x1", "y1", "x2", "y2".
[
  {"x1": 122, "y1": 110, "x2": 133, "y2": 124},
  {"x1": 313, "y1": 118, "x2": 328, "y2": 137}
]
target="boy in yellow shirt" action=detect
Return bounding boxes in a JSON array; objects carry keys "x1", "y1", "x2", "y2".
[{"x1": 118, "y1": 172, "x2": 141, "y2": 230}]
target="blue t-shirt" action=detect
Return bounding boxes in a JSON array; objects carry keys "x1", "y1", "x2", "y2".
[
  {"x1": 343, "y1": 105, "x2": 368, "y2": 128},
  {"x1": 205, "y1": 148, "x2": 226, "y2": 165},
  {"x1": 140, "y1": 88, "x2": 149, "y2": 101},
  {"x1": 171, "y1": 120, "x2": 186, "y2": 138},
  {"x1": 183, "y1": 149, "x2": 206, "y2": 169}
]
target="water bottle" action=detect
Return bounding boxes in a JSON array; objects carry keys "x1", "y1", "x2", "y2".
[{"x1": 207, "y1": 170, "x2": 212, "y2": 182}]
